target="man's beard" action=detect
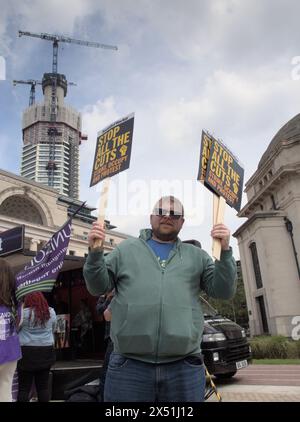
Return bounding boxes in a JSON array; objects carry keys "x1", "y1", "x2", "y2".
[{"x1": 152, "y1": 227, "x2": 178, "y2": 242}]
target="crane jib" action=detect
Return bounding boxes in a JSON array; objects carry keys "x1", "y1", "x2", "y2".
[{"x1": 18, "y1": 30, "x2": 118, "y2": 50}]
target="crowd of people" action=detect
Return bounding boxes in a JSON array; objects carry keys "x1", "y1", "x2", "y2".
[
  {"x1": 0, "y1": 264, "x2": 57, "y2": 402},
  {"x1": 0, "y1": 195, "x2": 236, "y2": 402}
]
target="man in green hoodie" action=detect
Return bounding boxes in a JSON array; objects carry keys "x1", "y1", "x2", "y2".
[{"x1": 83, "y1": 195, "x2": 236, "y2": 402}]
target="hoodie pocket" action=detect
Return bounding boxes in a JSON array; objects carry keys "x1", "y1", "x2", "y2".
[
  {"x1": 112, "y1": 303, "x2": 159, "y2": 355},
  {"x1": 158, "y1": 304, "x2": 202, "y2": 356}
]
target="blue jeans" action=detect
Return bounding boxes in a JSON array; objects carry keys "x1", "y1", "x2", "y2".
[{"x1": 104, "y1": 352, "x2": 206, "y2": 402}]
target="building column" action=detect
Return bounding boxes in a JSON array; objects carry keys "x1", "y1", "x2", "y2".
[{"x1": 29, "y1": 238, "x2": 39, "y2": 252}]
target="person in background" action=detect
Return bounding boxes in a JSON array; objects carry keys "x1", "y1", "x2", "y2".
[
  {"x1": 17, "y1": 291, "x2": 57, "y2": 402},
  {"x1": 0, "y1": 258, "x2": 22, "y2": 402},
  {"x1": 72, "y1": 299, "x2": 93, "y2": 352},
  {"x1": 83, "y1": 195, "x2": 237, "y2": 402},
  {"x1": 96, "y1": 290, "x2": 114, "y2": 401},
  {"x1": 96, "y1": 291, "x2": 114, "y2": 351}
]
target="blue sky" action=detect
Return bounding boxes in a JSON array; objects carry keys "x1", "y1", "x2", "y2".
[{"x1": 1, "y1": 0, "x2": 300, "y2": 258}]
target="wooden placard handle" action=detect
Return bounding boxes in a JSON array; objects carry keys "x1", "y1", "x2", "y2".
[
  {"x1": 213, "y1": 193, "x2": 218, "y2": 226},
  {"x1": 212, "y1": 195, "x2": 226, "y2": 260},
  {"x1": 93, "y1": 177, "x2": 111, "y2": 249}
]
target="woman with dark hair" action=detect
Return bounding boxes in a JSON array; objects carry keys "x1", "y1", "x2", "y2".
[
  {"x1": 17, "y1": 291, "x2": 57, "y2": 402},
  {"x1": 0, "y1": 258, "x2": 21, "y2": 402}
]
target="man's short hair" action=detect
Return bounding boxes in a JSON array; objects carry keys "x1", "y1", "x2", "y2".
[{"x1": 152, "y1": 195, "x2": 184, "y2": 216}]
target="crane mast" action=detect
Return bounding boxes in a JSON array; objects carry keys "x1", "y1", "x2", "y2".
[{"x1": 13, "y1": 79, "x2": 41, "y2": 106}]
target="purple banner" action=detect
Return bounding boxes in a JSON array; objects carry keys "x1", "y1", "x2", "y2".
[
  {"x1": 0, "y1": 304, "x2": 21, "y2": 366},
  {"x1": 15, "y1": 218, "x2": 72, "y2": 301},
  {"x1": 0, "y1": 306, "x2": 15, "y2": 341}
]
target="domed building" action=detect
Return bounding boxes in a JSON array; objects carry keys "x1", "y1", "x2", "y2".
[{"x1": 234, "y1": 114, "x2": 300, "y2": 337}]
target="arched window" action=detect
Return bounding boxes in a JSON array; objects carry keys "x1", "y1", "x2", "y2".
[{"x1": 0, "y1": 195, "x2": 43, "y2": 225}]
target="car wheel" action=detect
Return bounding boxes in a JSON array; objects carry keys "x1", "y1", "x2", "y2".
[{"x1": 215, "y1": 371, "x2": 237, "y2": 379}]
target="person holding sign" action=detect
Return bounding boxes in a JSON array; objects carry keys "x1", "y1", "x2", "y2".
[{"x1": 83, "y1": 195, "x2": 236, "y2": 402}]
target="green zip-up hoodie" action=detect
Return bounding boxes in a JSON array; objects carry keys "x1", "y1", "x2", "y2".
[{"x1": 83, "y1": 229, "x2": 237, "y2": 363}]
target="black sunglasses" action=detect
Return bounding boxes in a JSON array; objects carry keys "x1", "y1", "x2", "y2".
[{"x1": 153, "y1": 208, "x2": 183, "y2": 220}]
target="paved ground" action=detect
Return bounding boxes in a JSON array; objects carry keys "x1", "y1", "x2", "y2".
[
  {"x1": 207, "y1": 364, "x2": 300, "y2": 402},
  {"x1": 51, "y1": 361, "x2": 300, "y2": 402},
  {"x1": 207, "y1": 384, "x2": 300, "y2": 402},
  {"x1": 226, "y1": 364, "x2": 300, "y2": 386}
]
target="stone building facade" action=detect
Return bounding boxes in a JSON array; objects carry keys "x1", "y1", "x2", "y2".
[
  {"x1": 234, "y1": 114, "x2": 300, "y2": 337},
  {"x1": 0, "y1": 168, "x2": 129, "y2": 272}
]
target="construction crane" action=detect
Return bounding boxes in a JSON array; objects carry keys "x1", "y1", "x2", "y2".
[
  {"x1": 13, "y1": 79, "x2": 41, "y2": 106},
  {"x1": 18, "y1": 30, "x2": 118, "y2": 73},
  {"x1": 13, "y1": 79, "x2": 76, "y2": 106},
  {"x1": 18, "y1": 30, "x2": 118, "y2": 188}
]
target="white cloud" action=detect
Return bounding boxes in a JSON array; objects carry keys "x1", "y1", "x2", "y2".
[
  {"x1": 156, "y1": 65, "x2": 300, "y2": 165},
  {"x1": 3, "y1": 0, "x2": 112, "y2": 77},
  {"x1": 80, "y1": 96, "x2": 119, "y2": 164},
  {"x1": 158, "y1": 97, "x2": 213, "y2": 147},
  {"x1": 11, "y1": 0, "x2": 89, "y2": 34},
  {"x1": 0, "y1": 4, "x2": 15, "y2": 57}
]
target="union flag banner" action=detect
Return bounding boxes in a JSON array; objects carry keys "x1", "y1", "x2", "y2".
[{"x1": 15, "y1": 203, "x2": 85, "y2": 301}]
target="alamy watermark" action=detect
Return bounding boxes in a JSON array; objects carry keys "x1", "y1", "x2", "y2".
[
  {"x1": 94, "y1": 174, "x2": 206, "y2": 227},
  {"x1": 291, "y1": 56, "x2": 300, "y2": 81},
  {"x1": 291, "y1": 316, "x2": 300, "y2": 340},
  {"x1": 0, "y1": 56, "x2": 5, "y2": 80}
]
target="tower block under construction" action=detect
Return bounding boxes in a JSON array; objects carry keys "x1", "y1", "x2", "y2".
[{"x1": 20, "y1": 73, "x2": 85, "y2": 199}]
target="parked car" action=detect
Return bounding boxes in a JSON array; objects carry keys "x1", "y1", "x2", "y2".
[{"x1": 200, "y1": 295, "x2": 251, "y2": 378}]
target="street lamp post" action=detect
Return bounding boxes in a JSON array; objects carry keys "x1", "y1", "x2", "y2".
[{"x1": 284, "y1": 217, "x2": 300, "y2": 279}]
